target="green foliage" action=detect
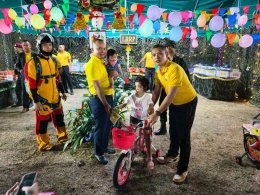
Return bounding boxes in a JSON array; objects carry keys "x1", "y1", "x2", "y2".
[{"x1": 64, "y1": 80, "x2": 132, "y2": 155}]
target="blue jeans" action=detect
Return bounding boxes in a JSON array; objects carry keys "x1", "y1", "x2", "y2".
[
  {"x1": 145, "y1": 68, "x2": 155, "y2": 91},
  {"x1": 90, "y1": 95, "x2": 114, "y2": 156}
]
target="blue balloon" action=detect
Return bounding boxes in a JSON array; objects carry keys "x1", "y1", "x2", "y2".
[
  {"x1": 153, "y1": 21, "x2": 160, "y2": 32},
  {"x1": 251, "y1": 34, "x2": 260, "y2": 46},
  {"x1": 169, "y1": 26, "x2": 182, "y2": 42},
  {"x1": 133, "y1": 13, "x2": 139, "y2": 25},
  {"x1": 139, "y1": 19, "x2": 154, "y2": 37}
]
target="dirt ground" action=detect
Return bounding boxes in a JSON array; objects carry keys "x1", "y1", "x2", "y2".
[{"x1": 0, "y1": 89, "x2": 259, "y2": 195}]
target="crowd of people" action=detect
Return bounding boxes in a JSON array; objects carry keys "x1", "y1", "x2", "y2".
[{"x1": 6, "y1": 34, "x2": 197, "y2": 193}]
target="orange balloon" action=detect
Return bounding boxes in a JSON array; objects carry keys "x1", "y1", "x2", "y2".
[
  {"x1": 131, "y1": 4, "x2": 137, "y2": 12},
  {"x1": 197, "y1": 14, "x2": 206, "y2": 27}
]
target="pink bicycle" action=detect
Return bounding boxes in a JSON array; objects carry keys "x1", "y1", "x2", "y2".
[
  {"x1": 235, "y1": 113, "x2": 260, "y2": 169},
  {"x1": 112, "y1": 120, "x2": 160, "y2": 189}
]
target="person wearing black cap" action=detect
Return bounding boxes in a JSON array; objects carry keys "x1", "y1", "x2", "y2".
[{"x1": 155, "y1": 41, "x2": 191, "y2": 136}]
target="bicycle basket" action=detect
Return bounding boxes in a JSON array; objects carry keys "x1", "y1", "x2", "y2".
[{"x1": 112, "y1": 127, "x2": 136, "y2": 150}]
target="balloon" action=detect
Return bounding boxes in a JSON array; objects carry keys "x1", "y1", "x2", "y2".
[
  {"x1": 239, "y1": 34, "x2": 253, "y2": 48},
  {"x1": 8, "y1": 9, "x2": 17, "y2": 20},
  {"x1": 50, "y1": 7, "x2": 64, "y2": 22},
  {"x1": 30, "y1": 4, "x2": 39, "y2": 14},
  {"x1": 15, "y1": 17, "x2": 24, "y2": 27},
  {"x1": 0, "y1": 20, "x2": 12, "y2": 34},
  {"x1": 209, "y1": 15, "x2": 224, "y2": 31},
  {"x1": 257, "y1": 24, "x2": 260, "y2": 31},
  {"x1": 139, "y1": 19, "x2": 153, "y2": 37},
  {"x1": 168, "y1": 12, "x2": 182, "y2": 26},
  {"x1": 30, "y1": 14, "x2": 45, "y2": 29},
  {"x1": 211, "y1": 33, "x2": 226, "y2": 48},
  {"x1": 197, "y1": 14, "x2": 207, "y2": 27},
  {"x1": 147, "y1": 5, "x2": 161, "y2": 21},
  {"x1": 131, "y1": 4, "x2": 137, "y2": 12},
  {"x1": 190, "y1": 28, "x2": 197, "y2": 39},
  {"x1": 237, "y1": 15, "x2": 248, "y2": 26},
  {"x1": 169, "y1": 26, "x2": 182, "y2": 42},
  {"x1": 191, "y1": 39, "x2": 198, "y2": 48},
  {"x1": 258, "y1": 17, "x2": 260, "y2": 24},
  {"x1": 44, "y1": 0, "x2": 52, "y2": 9},
  {"x1": 153, "y1": 20, "x2": 160, "y2": 31}
]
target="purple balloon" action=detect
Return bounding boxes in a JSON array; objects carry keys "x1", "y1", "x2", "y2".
[
  {"x1": 209, "y1": 15, "x2": 224, "y2": 31},
  {"x1": 168, "y1": 12, "x2": 182, "y2": 26},
  {"x1": 239, "y1": 34, "x2": 253, "y2": 48},
  {"x1": 211, "y1": 33, "x2": 226, "y2": 48},
  {"x1": 147, "y1": 5, "x2": 161, "y2": 21}
]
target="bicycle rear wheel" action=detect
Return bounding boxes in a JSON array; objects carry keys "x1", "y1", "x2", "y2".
[
  {"x1": 244, "y1": 134, "x2": 260, "y2": 163},
  {"x1": 113, "y1": 151, "x2": 132, "y2": 189}
]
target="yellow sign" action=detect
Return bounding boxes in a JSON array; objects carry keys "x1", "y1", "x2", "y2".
[{"x1": 120, "y1": 34, "x2": 137, "y2": 44}]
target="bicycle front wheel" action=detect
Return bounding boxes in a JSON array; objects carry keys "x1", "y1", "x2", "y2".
[{"x1": 113, "y1": 151, "x2": 132, "y2": 189}]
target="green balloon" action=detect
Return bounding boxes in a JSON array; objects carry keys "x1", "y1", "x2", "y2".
[{"x1": 15, "y1": 17, "x2": 23, "y2": 27}]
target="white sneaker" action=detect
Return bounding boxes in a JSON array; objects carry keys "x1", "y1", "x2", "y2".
[{"x1": 173, "y1": 171, "x2": 188, "y2": 184}]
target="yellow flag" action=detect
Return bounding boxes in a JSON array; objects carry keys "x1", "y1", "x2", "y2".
[
  {"x1": 84, "y1": 14, "x2": 89, "y2": 23},
  {"x1": 120, "y1": 6, "x2": 127, "y2": 15}
]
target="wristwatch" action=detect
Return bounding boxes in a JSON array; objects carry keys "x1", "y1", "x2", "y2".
[{"x1": 155, "y1": 110, "x2": 161, "y2": 116}]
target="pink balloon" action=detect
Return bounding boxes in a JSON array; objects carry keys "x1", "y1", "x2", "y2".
[
  {"x1": 191, "y1": 39, "x2": 198, "y2": 48},
  {"x1": 211, "y1": 33, "x2": 226, "y2": 48},
  {"x1": 0, "y1": 20, "x2": 12, "y2": 34},
  {"x1": 44, "y1": 0, "x2": 52, "y2": 9},
  {"x1": 256, "y1": 24, "x2": 260, "y2": 31},
  {"x1": 30, "y1": 4, "x2": 38, "y2": 14},
  {"x1": 237, "y1": 15, "x2": 248, "y2": 26},
  {"x1": 197, "y1": 14, "x2": 206, "y2": 27},
  {"x1": 168, "y1": 12, "x2": 182, "y2": 26},
  {"x1": 239, "y1": 34, "x2": 253, "y2": 48},
  {"x1": 209, "y1": 15, "x2": 224, "y2": 31},
  {"x1": 258, "y1": 17, "x2": 260, "y2": 25},
  {"x1": 190, "y1": 29, "x2": 197, "y2": 39}
]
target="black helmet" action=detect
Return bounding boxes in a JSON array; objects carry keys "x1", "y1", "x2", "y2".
[{"x1": 36, "y1": 33, "x2": 54, "y2": 56}]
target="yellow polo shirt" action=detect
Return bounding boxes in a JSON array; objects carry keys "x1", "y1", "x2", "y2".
[
  {"x1": 85, "y1": 55, "x2": 114, "y2": 96},
  {"x1": 155, "y1": 60, "x2": 197, "y2": 105},
  {"x1": 25, "y1": 52, "x2": 32, "y2": 63},
  {"x1": 56, "y1": 51, "x2": 71, "y2": 67},
  {"x1": 144, "y1": 52, "x2": 155, "y2": 68}
]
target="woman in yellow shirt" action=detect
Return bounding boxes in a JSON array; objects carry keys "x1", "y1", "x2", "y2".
[{"x1": 149, "y1": 44, "x2": 197, "y2": 184}]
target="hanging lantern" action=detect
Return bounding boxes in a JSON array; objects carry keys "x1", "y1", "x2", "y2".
[
  {"x1": 112, "y1": 11, "x2": 126, "y2": 29},
  {"x1": 73, "y1": 12, "x2": 87, "y2": 30},
  {"x1": 126, "y1": 44, "x2": 131, "y2": 52}
]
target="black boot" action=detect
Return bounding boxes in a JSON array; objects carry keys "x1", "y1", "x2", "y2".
[{"x1": 155, "y1": 123, "x2": 167, "y2": 135}]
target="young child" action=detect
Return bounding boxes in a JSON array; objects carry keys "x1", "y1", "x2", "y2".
[
  {"x1": 106, "y1": 49, "x2": 124, "y2": 88},
  {"x1": 118, "y1": 76, "x2": 155, "y2": 170}
]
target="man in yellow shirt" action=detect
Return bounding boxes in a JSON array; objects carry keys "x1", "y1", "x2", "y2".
[
  {"x1": 14, "y1": 40, "x2": 37, "y2": 112},
  {"x1": 85, "y1": 39, "x2": 114, "y2": 165},
  {"x1": 149, "y1": 44, "x2": 197, "y2": 184},
  {"x1": 138, "y1": 51, "x2": 156, "y2": 91},
  {"x1": 56, "y1": 44, "x2": 74, "y2": 95}
]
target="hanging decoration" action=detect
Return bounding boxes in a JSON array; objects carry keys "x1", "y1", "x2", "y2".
[
  {"x1": 197, "y1": 14, "x2": 207, "y2": 27},
  {"x1": 226, "y1": 33, "x2": 237, "y2": 45},
  {"x1": 190, "y1": 28, "x2": 197, "y2": 39},
  {"x1": 0, "y1": 19, "x2": 13, "y2": 34},
  {"x1": 239, "y1": 34, "x2": 253, "y2": 48},
  {"x1": 130, "y1": 4, "x2": 137, "y2": 12},
  {"x1": 126, "y1": 44, "x2": 131, "y2": 68},
  {"x1": 8, "y1": 9, "x2": 17, "y2": 20},
  {"x1": 137, "y1": 4, "x2": 145, "y2": 17},
  {"x1": 147, "y1": 5, "x2": 161, "y2": 21},
  {"x1": 209, "y1": 15, "x2": 224, "y2": 31},
  {"x1": 15, "y1": 17, "x2": 24, "y2": 28},
  {"x1": 211, "y1": 33, "x2": 226, "y2": 48},
  {"x1": 73, "y1": 12, "x2": 87, "y2": 30},
  {"x1": 50, "y1": 7, "x2": 64, "y2": 22},
  {"x1": 112, "y1": 11, "x2": 126, "y2": 29},
  {"x1": 191, "y1": 39, "x2": 198, "y2": 48},
  {"x1": 89, "y1": 7, "x2": 104, "y2": 30},
  {"x1": 181, "y1": 11, "x2": 192, "y2": 24},
  {"x1": 181, "y1": 27, "x2": 190, "y2": 41},
  {"x1": 237, "y1": 15, "x2": 248, "y2": 27},
  {"x1": 44, "y1": 0, "x2": 52, "y2": 9},
  {"x1": 168, "y1": 12, "x2": 182, "y2": 26},
  {"x1": 30, "y1": 14, "x2": 45, "y2": 29},
  {"x1": 30, "y1": 4, "x2": 39, "y2": 14},
  {"x1": 139, "y1": 18, "x2": 153, "y2": 37},
  {"x1": 169, "y1": 26, "x2": 182, "y2": 42}
]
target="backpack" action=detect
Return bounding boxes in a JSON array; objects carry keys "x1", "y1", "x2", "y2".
[{"x1": 24, "y1": 55, "x2": 58, "y2": 94}]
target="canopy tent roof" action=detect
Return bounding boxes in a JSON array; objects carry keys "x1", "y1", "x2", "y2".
[{"x1": 0, "y1": 0, "x2": 259, "y2": 38}]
